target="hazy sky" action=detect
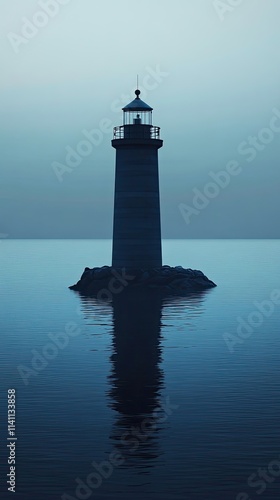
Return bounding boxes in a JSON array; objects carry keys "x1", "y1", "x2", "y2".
[{"x1": 1, "y1": 0, "x2": 280, "y2": 238}]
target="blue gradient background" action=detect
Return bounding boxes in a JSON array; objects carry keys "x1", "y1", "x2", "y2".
[{"x1": 1, "y1": 0, "x2": 280, "y2": 238}]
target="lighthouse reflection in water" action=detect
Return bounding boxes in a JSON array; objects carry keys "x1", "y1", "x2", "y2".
[{"x1": 78, "y1": 289, "x2": 207, "y2": 491}]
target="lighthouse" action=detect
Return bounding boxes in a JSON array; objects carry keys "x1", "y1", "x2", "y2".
[
  {"x1": 112, "y1": 90, "x2": 163, "y2": 270},
  {"x1": 70, "y1": 90, "x2": 217, "y2": 294}
]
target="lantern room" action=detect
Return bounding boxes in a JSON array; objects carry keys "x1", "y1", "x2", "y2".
[
  {"x1": 113, "y1": 90, "x2": 161, "y2": 140},
  {"x1": 122, "y1": 89, "x2": 153, "y2": 125}
]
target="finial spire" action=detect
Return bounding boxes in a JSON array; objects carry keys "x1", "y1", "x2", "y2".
[{"x1": 135, "y1": 75, "x2": 140, "y2": 99}]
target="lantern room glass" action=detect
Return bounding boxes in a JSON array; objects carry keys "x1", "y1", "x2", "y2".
[{"x1": 123, "y1": 110, "x2": 153, "y2": 126}]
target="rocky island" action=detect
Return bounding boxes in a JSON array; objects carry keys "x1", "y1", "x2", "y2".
[{"x1": 70, "y1": 265, "x2": 216, "y2": 297}]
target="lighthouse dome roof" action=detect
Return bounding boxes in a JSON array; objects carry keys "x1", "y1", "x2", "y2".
[{"x1": 122, "y1": 90, "x2": 153, "y2": 112}]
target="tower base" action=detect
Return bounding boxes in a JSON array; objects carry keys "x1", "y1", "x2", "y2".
[{"x1": 69, "y1": 265, "x2": 216, "y2": 297}]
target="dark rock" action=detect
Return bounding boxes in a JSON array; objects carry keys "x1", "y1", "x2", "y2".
[
  {"x1": 69, "y1": 265, "x2": 216, "y2": 296},
  {"x1": 93, "y1": 267, "x2": 112, "y2": 280},
  {"x1": 175, "y1": 266, "x2": 184, "y2": 272},
  {"x1": 80, "y1": 267, "x2": 91, "y2": 280},
  {"x1": 193, "y1": 270, "x2": 204, "y2": 276}
]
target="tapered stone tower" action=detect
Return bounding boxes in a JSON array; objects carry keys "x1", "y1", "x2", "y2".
[
  {"x1": 70, "y1": 90, "x2": 216, "y2": 293},
  {"x1": 112, "y1": 90, "x2": 163, "y2": 270}
]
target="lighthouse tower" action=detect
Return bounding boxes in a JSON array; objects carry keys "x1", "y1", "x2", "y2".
[{"x1": 112, "y1": 90, "x2": 163, "y2": 270}]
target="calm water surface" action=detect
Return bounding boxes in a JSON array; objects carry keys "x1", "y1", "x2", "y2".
[{"x1": 1, "y1": 240, "x2": 280, "y2": 500}]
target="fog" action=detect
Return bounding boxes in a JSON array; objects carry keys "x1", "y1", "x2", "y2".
[{"x1": 1, "y1": 0, "x2": 279, "y2": 238}]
